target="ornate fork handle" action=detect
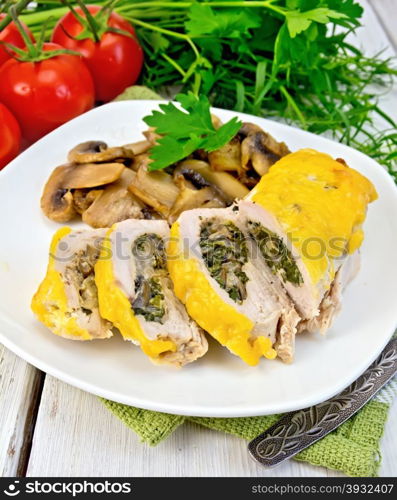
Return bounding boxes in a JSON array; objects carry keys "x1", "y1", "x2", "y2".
[{"x1": 248, "y1": 338, "x2": 397, "y2": 467}]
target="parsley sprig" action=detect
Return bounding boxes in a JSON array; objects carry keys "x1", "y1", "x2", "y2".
[{"x1": 143, "y1": 93, "x2": 241, "y2": 171}]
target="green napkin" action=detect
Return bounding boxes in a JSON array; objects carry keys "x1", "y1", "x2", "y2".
[{"x1": 102, "y1": 86, "x2": 396, "y2": 477}]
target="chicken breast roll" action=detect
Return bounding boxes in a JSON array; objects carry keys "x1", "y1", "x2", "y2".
[
  {"x1": 241, "y1": 148, "x2": 377, "y2": 325},
  {"x1": 31, "y1": 227, "x2": 113, "y2": 340},
  {"x1": 168, "y1": 208, "x2": 300, "y2": 365},
  {"x1": 95, "y1": 219, "x2": 208, "y2": 367}
]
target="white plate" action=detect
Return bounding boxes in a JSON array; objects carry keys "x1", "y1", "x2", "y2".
[{"x1": 1, "y1": 101, "x2": 397, "y2": 417}]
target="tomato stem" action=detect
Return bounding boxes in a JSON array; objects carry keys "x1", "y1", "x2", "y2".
[
  {"x1": 59, "y1": 0, "x2": 131, "y2": 44},
  {"x1": 0, "y1": 0, "x2": 30, "y2": 31},
  {"x1": 100, "y1": 0, "x2": 119, "y2": 20},
  {"x1": 9, "y1": 5, "x2": 34, "y2": 49},
  {"x1": 59, "y1": 0, "x2": 98, "y2": 42},
  {"x1": 5, "y1": 5, "x2": 81, "y2": 63},
  {"x1": 105, "y1": 26, "x2": 135, "y2": 39},
  {"x1": 0, "y1": 1, "x2": 13, "y2": 16},
  {"x1": 36, "y1": 16, "x2": 52, "y2": 52},
  {"x1": 73, "y1": 0, "x2": 101, "y2": 43}
]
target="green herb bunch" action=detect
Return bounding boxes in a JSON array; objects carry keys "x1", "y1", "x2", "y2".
[{"x1": 18, "y1": 0, "x2": 397, "y2": 180}]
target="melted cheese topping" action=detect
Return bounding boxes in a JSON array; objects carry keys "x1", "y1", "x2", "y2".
[
  {"x1": 167, "y1": 223, "x2": 276, "y2": 366},
  {"x1": 94, "y1": 227, "x2": 177, "y2": 360},
  {"x1": 251, "y1": 149, "x2": 377, "y2": 284},
  {"x1": 31, "y1": 227, "x2": 92, "y2": 340}
]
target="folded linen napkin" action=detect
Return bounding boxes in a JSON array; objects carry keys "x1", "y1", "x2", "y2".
[{"x1": 102, "y1": 86, "x2": 396, "y2": 477}]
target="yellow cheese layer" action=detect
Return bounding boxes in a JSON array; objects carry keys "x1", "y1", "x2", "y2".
[
  {"x1": 95, "y1": 226, "x2": 176, "y2": 360},
  {"x1": 167, "y1": 223, "x2": 276, "y2": 366},
  {"x1": 251, "y1": 149, "x2": 377, "y2": 284},
  {"x1": 31, "y1": 227, "x2": 93, "y2": 340}
]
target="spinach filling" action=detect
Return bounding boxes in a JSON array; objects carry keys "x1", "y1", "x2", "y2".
[
  {"x1": 131, "y1": 233, "x2": 167, "y2": 323},
  {"x1": 132, "y1": 276, "x2": 165, "y2": 323},
  {"x1": 200, "y1": 219, "x2": 249, "y2": 304},
  {"x1": 247, "y1": 221, "x2": 303, "y2": 286}
]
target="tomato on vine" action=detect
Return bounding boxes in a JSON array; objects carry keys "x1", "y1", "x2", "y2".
[
  {"x1": 0, "y1": 12, "x2": 35, "y2": 67},
  {"x1": 0, "y1": 10, "x2": 95, "y2": 144},
  {"x1": 52, "y1": 1, "x2": 144, "y2": 102},
  {"x1": 0, "y1": 102, "x2": 21, "y2": 170}
]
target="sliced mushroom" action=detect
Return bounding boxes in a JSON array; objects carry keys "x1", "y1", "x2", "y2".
[
  {"x1": 143, "y1": 127, "x2": 161, "y2": 145},
  {"x1": 173, "y1": 162, "x2": 211, "y2": 189},
  {"x1": 201, "y1": 198, "x2": 228, "y2": 209},
  {"x1": 208, "y1": 136, "x2": 243, "y2": 174},
  {"x1": 130, "y1": 153, "x2": 153, "y2": 172},
  {"x1": 73, "y1": 189, "x2": 104, "y2": 214},
  {"x1": 168, "y1": 177, "x2": 225, "y2": 224},
  {"x1": 241, "y1": 135, "x2": 275, "y2": 176},
  {"x1": 176, "y1": 160, "x2": 249, "y2": 202},
  {"x1": 128, "y1": 163, "x2": 179, "y2": 218},
  {"x1": 41, "y1": 162, "x2": 124, "y2": 222},
  {"x1": 62, "y1": 163, "x2": 125, "y2": 189},
  {"x1": 41, "y1": 165, "x2": 77, "y2": 222},
  {"x1": 239, "y1": 123, "x2": 291, "y2": 176},
  {"x1": 122, "y1": 140, "x2": 152, "y2": 156},
  {"x1": 67, "y1": 141, "x2": 135, "y2": 164},
  {"x1": 82, "y1": 169, "x2": 144, "y2": 228},
  {"x1": 211, "y1": 114, "x2": 223, "y2": 129},
  {"x1": 239, "y1": 123, "x2": 291, "y2": 157},
  {"x1": 141, "y1": 207, "x2": 163, "y2": 220}
]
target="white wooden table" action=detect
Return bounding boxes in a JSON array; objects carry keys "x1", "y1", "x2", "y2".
[{"x1": 1, "y1": 0, "x2": 396, "y2": 478}]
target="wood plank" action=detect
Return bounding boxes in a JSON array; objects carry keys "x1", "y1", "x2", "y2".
[
  {"x1": 369, "y1": 0, "x2": 397, "y2": 51},
  {"x1": 0, "y1": 345, "x2": 44, "y2": 477},
  {"x1": 25, "y1": 377, "x2": 397, "y2": 476},
  {"x1": 26, "y1": 377, "x2": 336, "y2": 477}
]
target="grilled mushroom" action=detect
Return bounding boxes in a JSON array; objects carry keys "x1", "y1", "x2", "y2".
[
  {"x1": 73, "y1": 189, "x2": 104, "y2": 214},
  {"x1": 239, "y1": 123, "x2": 291, "y2": 176},
  {"x1": 82, "y1": 169, "x2": 144, "y2": 228},
  {"x1": 41, "y1": 165, "x2": 77, "y2": 222},
  {"x1": 211, "y1": 114, "x2": 223, "y2": 129},
  {"x1": 68, "y1": 141, "x2": 135, "y2": 164},
  {"x1": 62, "y1": 163, "x2": 124, "y2": 189},
  {"x1": 143, "y1": 127, "x2": 161, "y2": 145},
  {"x1": 208, "y1": 136, "x2": 242, "y2": 174},
  {"x1": 128, "y1": 161, "x2": 179, "y2": 218},
  {"x1": 41, "y1": 162, "x2": 125, "y2": 223},
  {"x1": 168, "y1": 175, "x2": 225, "y2": 223},
  {"x1": 175, "y1": 160, "x2": 249, "y2": 203},
  {"x1": 122, "y1": 140, "x2": 152, "y2": 156}
]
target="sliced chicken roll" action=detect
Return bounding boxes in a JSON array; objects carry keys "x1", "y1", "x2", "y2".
[
  {"x1": 31, "y1": 227, "x2": 113, "y2": 340},
  {"x1": 168, "y1": 208, "x2": 300, "y2": 365},
  {"x1": 243, "y1": 148, "x2": 377, "y2": 327},
  {"x1": 298, "y1": 251, "x2": 361, "y2": 334},
  {"x1": 95, "y1": 219, "x2": 208, "y2": 367}
]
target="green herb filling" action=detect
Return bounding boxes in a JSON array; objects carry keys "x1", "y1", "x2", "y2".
[
  {"x1": 132, "y1": 276, "x2": 166, "y2": 323},
  {"x1": 200, "y1": 219, "x2": 249, "y2": 304},
  {"x1": 248, "y1": 221, "x2": 303, "y2": 286},
  {"x1": 131, "y1": 233, "x2": 167, "y2": 323}
]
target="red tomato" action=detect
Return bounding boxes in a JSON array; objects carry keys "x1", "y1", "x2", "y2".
[
  {"x1": 0, "y1": 102, "x2": 21, "y2": 169},
  {"x1": 51, "y1": 5, "x2": 144, "y2": 102},
  {"x1": 0, "y1": 43, "x2": 95, "y2": 144},
  {"x1": 0, "y1": 13, "x2": 35, "y2": 68}
]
